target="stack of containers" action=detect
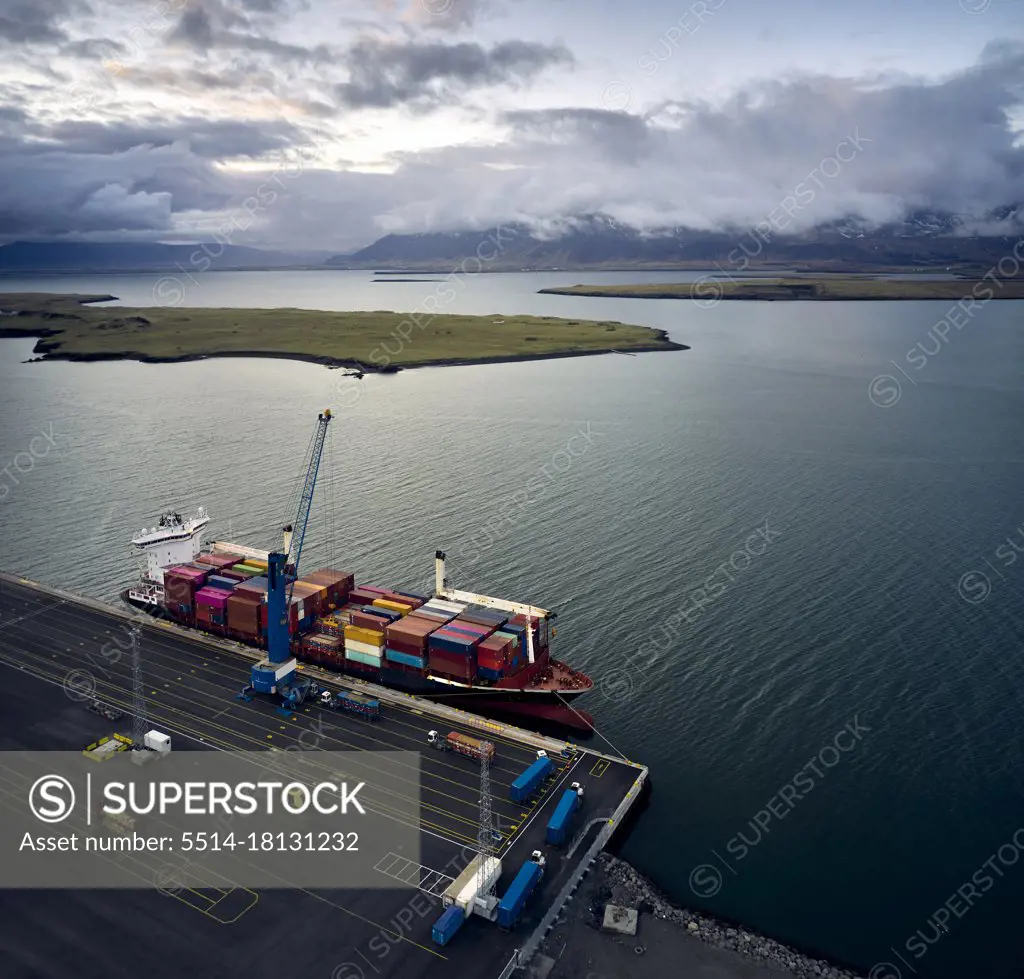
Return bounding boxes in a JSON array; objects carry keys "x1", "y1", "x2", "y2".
[
  {"x1": 476, "y1": 631, "x2": 515, "y2": 681},
  {"x1": 426, "y1": 614, "x2": 493, "y2": 682},
  {"x1": 162, "y1": 565, "x2": 209, "y2": 621},
  {"x1": 217, "y1": 568, "x2": 253, "y2": 583},
  {"x1": 235, "y1": 575, "x2": 268, "y2": 595},
  {"x1": 384, "y1": 615, "x2": 439, "y2": 671},
  {"x1": 343, "y1": 624, "x2": 385, "y2": 671},
  {"x1": 301, "y1": 633, "x2": 344, "y2": 668},
  {"x1": 291, "y1": 580, "x2": 324, "y2": 628},
  {"x1": 500, "y1": 622, "x2": 528, "y2": 673},
  {"x1": 302, "y1": 569, "x2": 354, "y2": 610},
  {"x1": 227, "y1": 590, "x2": 262, "y2": 642},
  {"x1": 415, "y1": 598, "x2": 465, "y2": 624},
  {"x1": 195, "y1": 586, "x2": 230, "y2": 631}
]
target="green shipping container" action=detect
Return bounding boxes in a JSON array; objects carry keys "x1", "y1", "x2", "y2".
[
  {"x1": 494, "y1": 630, "x2": 520, "y2": 648},
  {"x1": 346, "y1": 649, "x2": 382, "y2": 667}
]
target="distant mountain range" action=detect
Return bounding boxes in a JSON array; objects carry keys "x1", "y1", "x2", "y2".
[
  {"x1": 328, "y1": 211, "x2": 1024, "y2": 271},
  {"x1": 0, "y1": 241, "x2": 330, "y2": 272},
  {"x1": 2, "y1": 207, "x2": 1020, "y2": 274}
]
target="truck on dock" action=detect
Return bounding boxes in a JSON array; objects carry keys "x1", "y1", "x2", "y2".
[
  {"x1": 432, "y1": 905, "x2": 465, "y2": 946},
  {"x1": 546, "y1": 781, "x2": 584, "y2": 845},
  {"x1": 497, "y1": 850, "x2": 546, "y2": 930},
  {"x1": 510, "y1": 750, "x2": 554, "y2": 802},
  {"x1": 428, "y1": 729, "x2": 496, "y2": 762},
  {"x1": 321, "y1": 689, "x2": 381, "y2": 720}
]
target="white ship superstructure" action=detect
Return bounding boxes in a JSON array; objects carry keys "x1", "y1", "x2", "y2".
[{"x1": 127, "y1": 507, "x2": 209, "y2": 608}]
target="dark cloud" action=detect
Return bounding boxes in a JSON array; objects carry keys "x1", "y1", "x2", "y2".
[
  {"x1": 42, "y1": 118, "x2": 308, "y2": 159},
  {"x1": 335, "y1": 37, "x2": 574, "y2": 109},
  {"x1": 0, "y1": 0, "x2": 89, "y2": 44},
  {"x1": 60, "y1": 36, "x2": 126, "y2": 59},
  {"x1": 501, "y1": 108, "x2": 651, "y2": 163}
]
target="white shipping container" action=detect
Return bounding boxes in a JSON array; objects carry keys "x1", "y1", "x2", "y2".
[
  {"x1": 346, "y1": 638, "x2": 384, "y2": 655},
  {"x1": 443, "y1": 855, "x2": 502, "y2": 912},
  {"x1": 144, "y1": 730, "x2": 171, "y2": 753}
]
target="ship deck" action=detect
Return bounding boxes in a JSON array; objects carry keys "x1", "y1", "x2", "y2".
[{"x1": 0, "y1": 572, "x2": 646, "y2": 979}]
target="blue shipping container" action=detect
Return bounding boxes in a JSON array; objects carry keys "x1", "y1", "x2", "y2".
[
  {"x1": 385, "y1": 648, "x2": 427, "y2": 669},
  {"x1": 546, "y1": 788, "x2": 581, "y2": 845},
  {"x1": 477, "y1": 666, "x2": 503, "y2": 681},
  {"x1": 359, "y1": 605, "x2": 401, "y2": 622},
  {"x1": 510, "y1": 755, "x2": 553, "y2": 803},
  {"x1": 429, "y1": 635, "x2": 477, "y2": 656},
  {"x1": 497, "y1": 860, "x2": 543, "y2": 929},
  {"x1": 432, "y1": 905, "x2": 465, "y2": 945}
]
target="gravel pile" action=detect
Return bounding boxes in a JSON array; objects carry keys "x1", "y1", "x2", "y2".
[{"x1": 598, "y1": 855, "x2": 866, "y2": 979}]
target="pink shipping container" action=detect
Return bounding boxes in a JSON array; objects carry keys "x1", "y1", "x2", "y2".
[
  {"x1": 168, "y1": 565, "x2": 208, "y2": 582},
  {"x1": 195, "y1": 587, "x2": 230, "y2": 609}
]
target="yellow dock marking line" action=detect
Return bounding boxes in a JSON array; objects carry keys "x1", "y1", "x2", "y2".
[
  {"x1": 589, "y1": 758, "x2": 610, "y2": 778},
  {"x1": 0, "y1": 645, "x2": 494, "y2": 847}
]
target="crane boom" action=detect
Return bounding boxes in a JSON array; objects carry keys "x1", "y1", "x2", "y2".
[{"x1": 286, "y1": 409, "x2": 332, "y2": 604}]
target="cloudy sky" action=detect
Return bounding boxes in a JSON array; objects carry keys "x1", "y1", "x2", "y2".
[{"x1": 1, "y1": 0, "x2": 1022, "y2": 252}]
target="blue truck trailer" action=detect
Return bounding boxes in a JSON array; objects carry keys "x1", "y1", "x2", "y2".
[
  {"x1": 546, "y1": 782, "x2": 584, "y2": 845},
  {"x1": 497, "y1": 851, "x2": 546, "y2": 929},
  {"x1": 510, "y1": 751, "x2": 554, "y2": 803},
  {"x1": 432, "y1": 905, "x2": 465, "y2": 945}
]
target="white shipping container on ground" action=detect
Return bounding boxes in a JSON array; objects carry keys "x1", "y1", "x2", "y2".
[{"x1": 443, "y1": 855, "x2": 502, "y2": 913}]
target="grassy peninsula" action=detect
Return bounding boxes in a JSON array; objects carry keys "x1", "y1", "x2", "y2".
[
  {"x1": 0, "y1": 293, "x2": 685, "y2": 369},
  {"x1": 539, "y1": 276, "x2": 1024, "y2": 301}
]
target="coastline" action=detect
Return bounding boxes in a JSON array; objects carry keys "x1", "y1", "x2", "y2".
[
  {"x1": 542, "y1": 854, "x2": 866, "y2": 979},
  {"x1": 0, "y1": 292, "x2": 686, "y2": 370},
  {"x1": 538, "y1": 276, "x2": 1024, "y2": 301}
]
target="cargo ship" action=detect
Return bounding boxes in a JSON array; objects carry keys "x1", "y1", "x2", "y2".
[{"x1": 122, "y1": 508, "x2": 593, "y2": 730}]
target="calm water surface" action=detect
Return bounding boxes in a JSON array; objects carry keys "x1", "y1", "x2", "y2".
[{"x1": 1, "y1": 270, "x2": 1022, "y2": 979}]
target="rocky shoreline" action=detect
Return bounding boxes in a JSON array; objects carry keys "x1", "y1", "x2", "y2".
[{"x1": 540, "y1": 854, "x2": 866, "y2": 979}]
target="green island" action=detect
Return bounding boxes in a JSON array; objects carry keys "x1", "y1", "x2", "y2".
[
  {"x1": 0, "y1": 293, "x2": 685, "y2": 369},
  {"x1": 538, "y1": 276, "x2": 1024, "y2": 301}
]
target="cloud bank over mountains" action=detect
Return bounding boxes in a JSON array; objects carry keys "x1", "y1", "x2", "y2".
[{"x1": 0, "y1": 0, "x2": 1021, "y2": 250}]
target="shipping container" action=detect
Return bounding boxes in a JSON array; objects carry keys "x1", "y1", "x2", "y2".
[
  {"x1": 351, "y1": 611, "x2": 392, "y2": 632},
  {"x1": 394, "y1": 590, "x2": 429, "y2": 604},
  {"x1": 385, "y1": 648, "x2": 427, "y2": 669},
  {"x1": 372, "y1": 598, "x2": 412, "y2": 616},
  {"x1": 344, "y1": 624, "x2": 385, "y2": 646},
  {"x1": 431, "y1": 905, "x2": 464, "y2": 946},
  {"x1": 497, "y1": 858, "x2": 544, "y2": 929},
  {"x1": 546, "y1": 786, "x2": 582, "y2": 845},
  {"x1": 345, "y1": 649, "x2": 382, "y2": 668},
  {"x1": 458, "y1": 606, "x2": 509, "y2": 629},
  {"x1": 510, "y1": 755, "x2": 553, "y2": 803},
  {"x1": 345, "y1": 637, "x2": 383, "y2": 656},
  {"x1": 477, "y1": 666, "x2": 503, "y2": 682},
  {"x1": 235, "y1": 575, "x2": 269, "y2": 593},
  {"x1": 428, "y1": 649, "x2": 475, "y2": 681}
]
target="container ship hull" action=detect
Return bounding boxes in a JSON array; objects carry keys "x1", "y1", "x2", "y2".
[{"x1": 121, "y1": 523, "x2": 593, "y2": 731}]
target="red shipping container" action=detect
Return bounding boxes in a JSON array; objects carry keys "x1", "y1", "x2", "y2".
[
  {"x1": 352, "y1": 611, "x2": 392, "y2": 632},
  {"x1": 350, "y1": 587, "x2": 385, "y2": 604},
  {"x1": 386, "y1": 637, "x2": 425, "y2": 656},
  {"x1": 428, "y1": 648, "x2": 475, "y2": 680}
]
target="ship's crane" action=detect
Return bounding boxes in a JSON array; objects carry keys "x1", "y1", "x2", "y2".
[
  {"x1": 434, "y1": 551, "x2": 552, "y2": 664},
  {"x1": 241, "y1": 409, "x2": 332, "y2": 707}
]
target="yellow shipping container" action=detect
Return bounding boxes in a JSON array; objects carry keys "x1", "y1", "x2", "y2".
[
  {"x1": 373, "y1": 598, "x2": 412, "y2": 615},
  {"x1": 344, "y1": 624, "x2": 385, "y2": 645},
  {"x1": 247, "y1": 559, "x2": 269, "y2": 570}
]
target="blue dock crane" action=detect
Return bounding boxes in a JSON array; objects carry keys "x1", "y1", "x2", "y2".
[{"x1": 240, "y1": 408, "x2": 332, "y2": 708}]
